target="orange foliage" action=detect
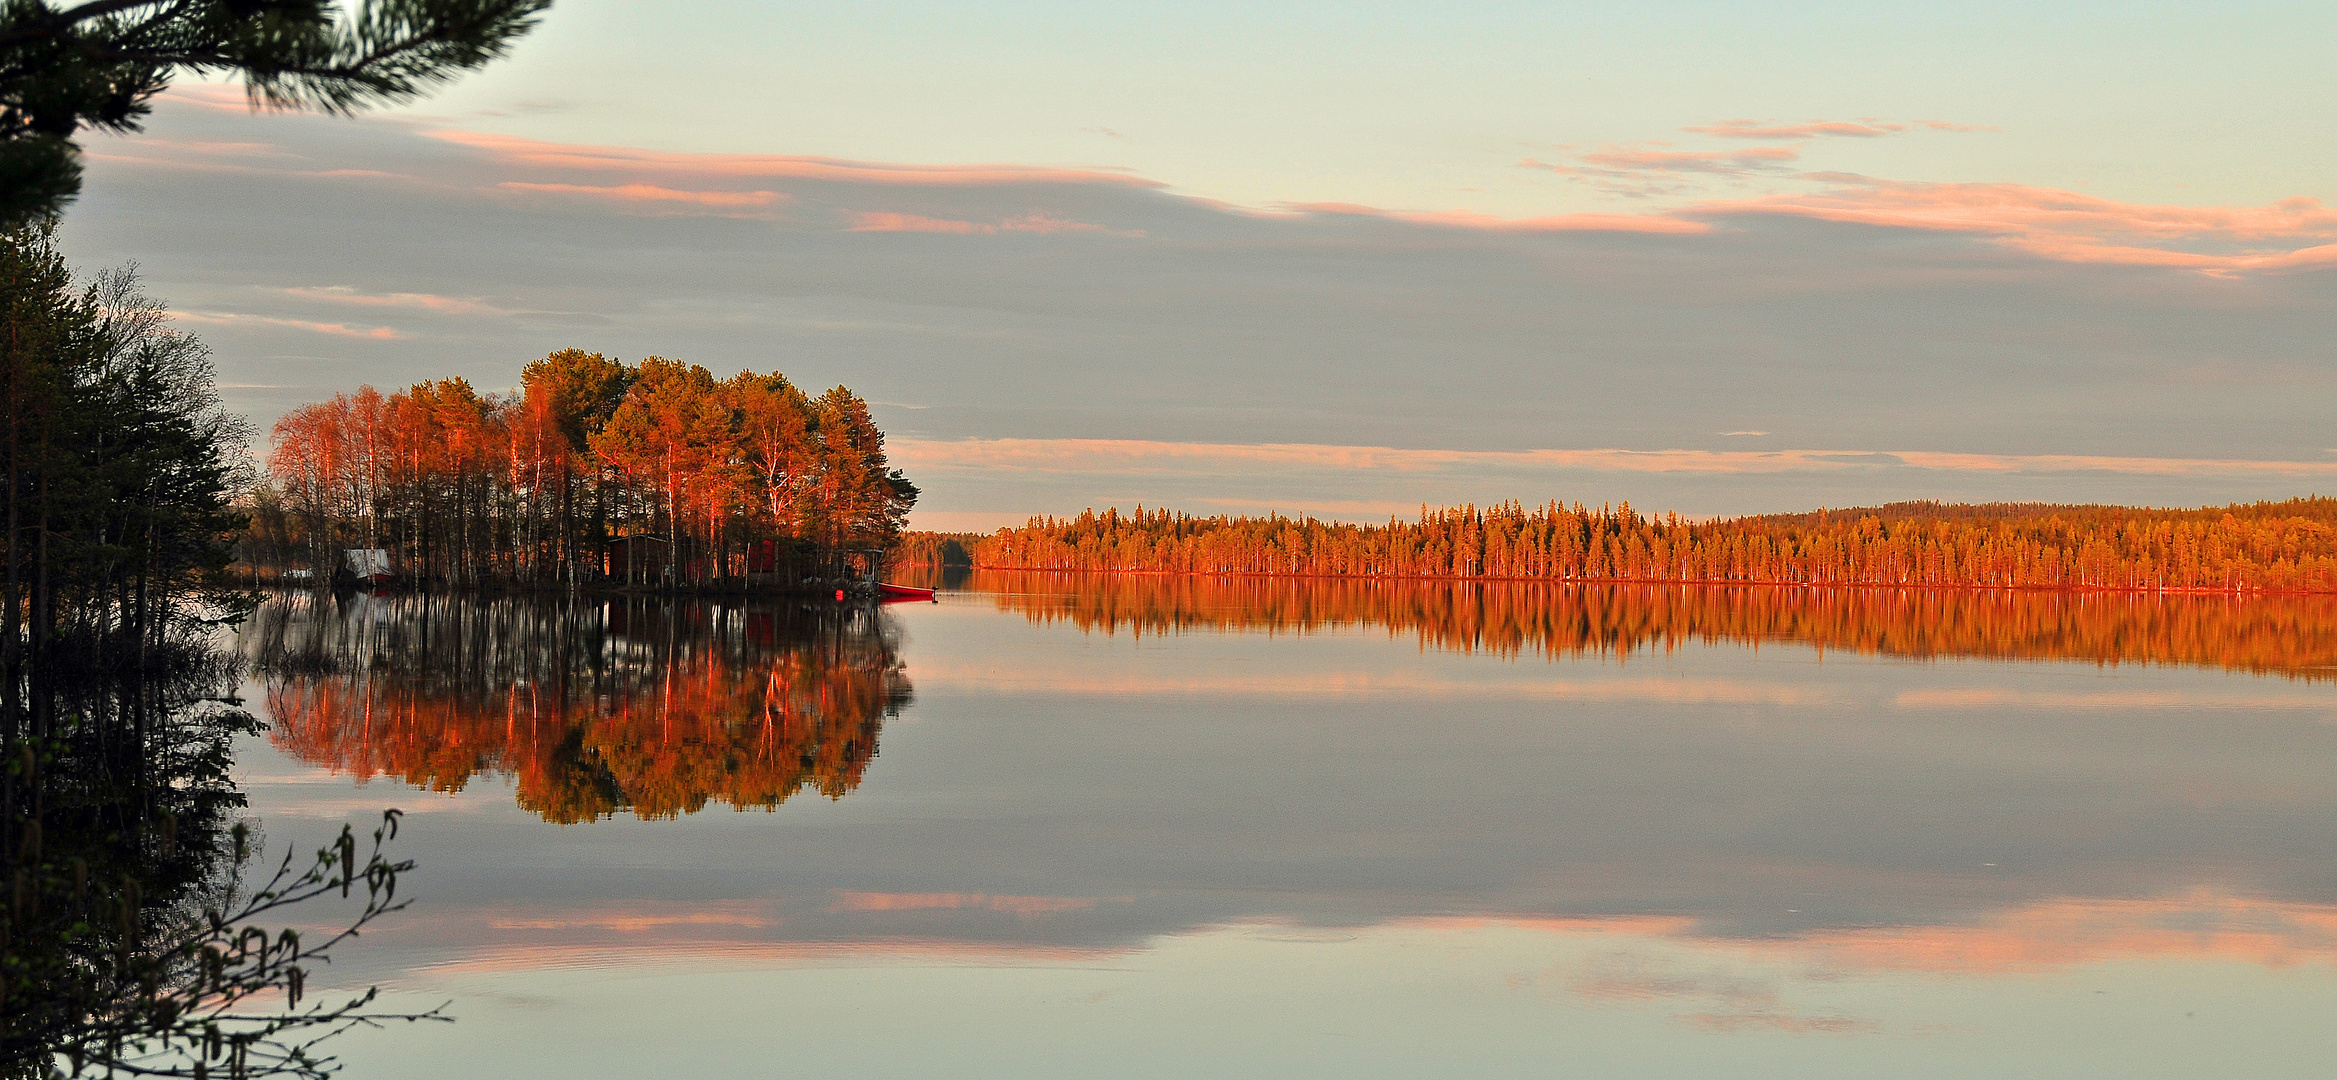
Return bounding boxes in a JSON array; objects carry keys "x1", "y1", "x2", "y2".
[
  {"x1": 263, "y1": 350, "x2": 916, "y2": 586},
  {"x1": 969, "y1": 499, "x2": 2337, "y2": 593},
  {"x1": 969, "y1": 571, "x2": 2337, "y2": 679}
]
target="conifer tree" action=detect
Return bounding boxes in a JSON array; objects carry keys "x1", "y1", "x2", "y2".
[{"x1": 0, "y1": 0, "x2": 553, "y2": 225}]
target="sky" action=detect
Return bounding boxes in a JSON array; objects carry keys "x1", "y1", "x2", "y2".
[{"x1": 56, "y1": 0, "x2": 2337, "y2": 529}]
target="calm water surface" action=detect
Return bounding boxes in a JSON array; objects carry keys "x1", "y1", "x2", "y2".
[{"x1": 234, "y1": 577, "x2": 2337, "y2": 1078}]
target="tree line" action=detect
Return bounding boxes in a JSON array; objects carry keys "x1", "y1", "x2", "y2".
[
  {"x1": 256, "y1": 351, "x2": 918, "y2": 589},
  {"x1": 962, "y1": 498, "x2": 2337, "y2": 593},
  {"x1": 0, "y1": 224, "x2": 250, "y2": 737},
  {"x1": 960, "y1": 571, "x2": 2337, "y2": 681},
  {"x1": 0, "y1": 223, "x2": 445, "y2": 1080}
]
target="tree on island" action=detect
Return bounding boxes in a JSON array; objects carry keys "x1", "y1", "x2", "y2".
[
  {"x1": 0, "y1": 0, "x2": 553, "y2": 226},
  {"x1": 261, "y1": 354, "x2": 920, "y2": 589}
]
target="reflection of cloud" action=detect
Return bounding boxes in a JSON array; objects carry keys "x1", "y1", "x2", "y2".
[
  {"x1": 828, "y1": 891, "x2": 1116, "y2": 917},
  {"x1": 414, "y1": 939, "x2": 1130, "y2": 977},
  {"x1": 911, "y1": 662, "x2": 1828, "y2": 706},
  {"x1": 1790, "y1": 893, "x2": 2337, "y2": 973},
  {"x1": 488, "y1": 909, "x2": 775, "y2": 933},
  {"x1": 1677, "y1": 1011, "x2": 1879, "y2": 1034},
  {"x1": 1448, "y1": 891, "x2": 2337, "y2": 974},
  {"x1": 1895, "y1": 687, "x2": 2337, "y2": 711}
]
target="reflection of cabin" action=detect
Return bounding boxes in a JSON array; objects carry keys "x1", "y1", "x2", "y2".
[{"x1": 338, "y1": 549, "x2": 394, "y2": 586}]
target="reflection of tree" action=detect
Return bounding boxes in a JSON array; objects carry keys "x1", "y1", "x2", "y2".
[
  {"x1": 980, "y1": 573, "x2": 2337, "y2": 680},
  {"x1": 3, "y1": 645, "x2": 435, "y2": 1078},
  {"x1": 249, "y1": 594, "x2": 912, "y2": 823}
]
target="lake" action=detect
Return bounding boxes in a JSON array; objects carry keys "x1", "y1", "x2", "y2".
[{"x1": 233, "y1": 576, "x2": 2337, "y2": 1078}]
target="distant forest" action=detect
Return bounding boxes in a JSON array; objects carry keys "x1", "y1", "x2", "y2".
[
  {"x1": 936, "y1": 499, "x2": 2337, "y2": 593},
  {"x1": 956, "y1": 574, "x2": 2337, "y2": 680},
  {"x1": 254, "y1": 350, "x2": 918, "y2": 587}
]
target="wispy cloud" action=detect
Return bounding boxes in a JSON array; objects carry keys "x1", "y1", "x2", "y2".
[
  {"x1": 172, "y1": 311, "x2": 402, "y2": 340},
  {"x1": 1701, "y1": 179, "x2": 2337, "y2": 274},
  {"x1": 1683, "y1": 118, "x2": 1995, "y2": 140},
  {"x1": 495, "y1": 181, "x2": 789, "y2": 213},
  {"x1": 841, "y1": 211, "x2": 1138, "y2": 237},
  {"x1": 277, "y1": 286, "x2": 501, "y2": 315},
  {"x1": 891, "y1": 438, "x2": 2337, "y2": 481},
  {"x1": 1521, "y1": 143, "x2": 1804, "y2": 197},
  {"x1": 1286, "y1": 203, "x2": 1710, "y2": 235},
  {"x1": 436, "y1": 130, "x2": 1160, "y2": 189}
]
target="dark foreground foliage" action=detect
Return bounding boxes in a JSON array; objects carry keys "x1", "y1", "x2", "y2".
[{"x1": 0, "y1": 0, "x2": 551, "y2": 227}]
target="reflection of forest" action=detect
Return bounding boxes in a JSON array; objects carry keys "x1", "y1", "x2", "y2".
[
  {"x1": 247, "y1": 594, "x2": 912, "y2": 822},
  {"x1": 972, "y1": 572, "x2": 2337, "y2": 679}
]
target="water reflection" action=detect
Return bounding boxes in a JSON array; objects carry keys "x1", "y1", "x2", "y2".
[
  {"x1": 966, "y1": 571, "x2": 2337, "y2": 678},
  {"x1": 235, "y1": 578, "x2": 2337, "y2": 1078},
  {"x1": 244, "y1": 593, "x2": 912, "y2": 822}
]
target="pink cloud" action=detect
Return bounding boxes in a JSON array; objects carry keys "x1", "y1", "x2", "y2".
[
  {"x1": 1694, "y1": 180, "x2": 2337, "y2": 274},
  {"x1": 1686, "y1": 119, "x2": 1907, "y2": 140},
  {"x1": 172, "y1": 311, "x2": 402, "y2": 340},
  {"x1": 890, "y1": 437, "x2": 2337, "y2": 480},
  {"x1": 1285, "y1": 202, "x2": 1710, "y2": 235},
  {"x1": 496, "y1": 181, "x2": 789, "y2": 211},
  {"x1": 1685, "y1": 118, "x2": 1996, "y2": 139},
  {"x1": 437, "y1": 130, "x2": 1161, "y2": 189},
  {"x1": 1520, "y1": 143, "x2": 1804, "y2": 198},
  {"x1": 842, "y1": 211, "x2": 1137, "y2": 236},
  {"x1": 278, "y1": 286, "x2": 499, "y2": 315}
]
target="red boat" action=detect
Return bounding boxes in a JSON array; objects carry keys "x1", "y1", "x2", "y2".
[{"x1": 878, "y1": 582, "x2": 938, "y2": 602}]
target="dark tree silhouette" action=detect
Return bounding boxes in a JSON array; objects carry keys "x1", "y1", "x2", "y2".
[{"x1": 0, "y1": 0, "x2": 552, "y2": 226}]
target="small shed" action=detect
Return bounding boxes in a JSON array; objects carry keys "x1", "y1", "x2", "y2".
[
  {"x1": 341, "y1": 549, "x2": 393, "y2": 585},
  {"x1": 605, "y1": 535, "x2": 672, "y2": 579}
]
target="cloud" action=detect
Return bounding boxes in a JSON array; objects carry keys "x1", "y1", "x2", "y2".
[
  {"x1": 1286, "y1": 202, "x2": 1709, "y2": 235},
  {"x1": 1521, "y1": 143, "x2": 1804, "y2": 197},
  {"x1": 1685, "y1": 119, "x2": 1910, "y2": 140},
  {"x1": 1682, "y1": 118, "x2": 1994, "y2": 140},
  {"x1": 891, "y1": 438, "x2": 2337, "y2": 482},
  {"x1": 67, "y1": 93, "x2": 2337, "y2": 525},
  {"x1": 841, "y1": 211, "x2": 1138, "y2": 237},
  {"x1": 1698, "y1": 180, "x2": 2337, "y2": 274},
  {"x1": 273, "y1": 286, "x2": 605, "y2": 325},
  {"x1": 171, "y1": 311, "x2": 403, "y2": 340},
  {"x1": 495, "y1": 181, "x2": 789, "y2": 213},
  {"x1": 434, "y1": 130, "x2": 1160, "y2": 190},
  {"x1": 278, "y1": 286, "x2": 499, "y2": 315}
]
